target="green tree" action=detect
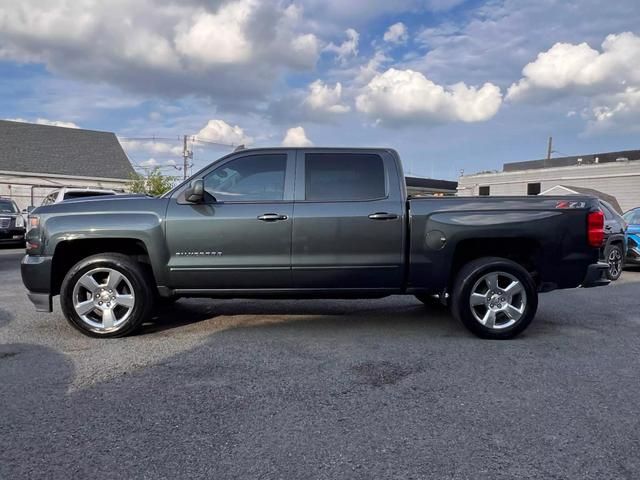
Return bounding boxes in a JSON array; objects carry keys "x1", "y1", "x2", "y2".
[{"x1": 128, "y1": 168, "x2": 176, "y2": 196}]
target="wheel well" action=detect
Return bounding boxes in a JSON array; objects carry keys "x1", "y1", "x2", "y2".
[
  {"x1": 51, "y1": 238, "x2": 152, "y2": 295},
  {"x1": 451, "y1": 238, "x2": 541, "y2": 285}
]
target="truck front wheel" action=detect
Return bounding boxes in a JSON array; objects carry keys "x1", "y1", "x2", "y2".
[
  {"x1": 60, "y1": 253, "x2": 155, "y2": 337},
  {"x1": 451, "y1": 257, "x2": 538, "y2": 340}
]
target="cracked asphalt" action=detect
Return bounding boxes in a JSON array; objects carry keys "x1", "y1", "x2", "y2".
[{"x1": 1, "y1": 246, "x2": 640, "y2": 479}]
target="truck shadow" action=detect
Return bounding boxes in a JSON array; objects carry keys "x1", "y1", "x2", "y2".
[{"x1": 141, "y1": 297, "x2": 457, "y2": 337}]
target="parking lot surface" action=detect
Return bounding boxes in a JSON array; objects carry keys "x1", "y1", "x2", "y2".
[{"x1": 1, "y1": 246, "x2": 640, "y2": 479}]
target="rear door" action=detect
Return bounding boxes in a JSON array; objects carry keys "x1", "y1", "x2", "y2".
[
  {"x1": 291, "y1": 150, "x2": 405, "y2": 290},
  {"x1": 165, "y1": 150, "x2": 295, "y2": 290}
]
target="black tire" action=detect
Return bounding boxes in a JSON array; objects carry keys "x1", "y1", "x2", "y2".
[
  {"x1": 604, "y1": 243, "x2": 623, "y2": 281},
  {"x1": 451, "y1": 257, "x2": 538, "y2": 340},
  {"x1": 60, "y1": 253, "x2": 155, "y2": 338}
]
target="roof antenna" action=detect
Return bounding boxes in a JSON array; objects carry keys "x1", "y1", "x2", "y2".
[{"x1": 233, "y1": 144, "x2": 245, "y2": 152}]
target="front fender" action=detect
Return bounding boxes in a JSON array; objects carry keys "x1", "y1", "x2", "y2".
[{"x1": 43, "y1": 212, "x2": 170, "y2": 285}]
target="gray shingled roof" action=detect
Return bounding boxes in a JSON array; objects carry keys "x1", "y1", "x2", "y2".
[
  {"x1": 0, "y1": 120, "x2": 134, "y2": 180},
  {"x1": 560, "y1": 185, "x2": 624, "y2": 214}
]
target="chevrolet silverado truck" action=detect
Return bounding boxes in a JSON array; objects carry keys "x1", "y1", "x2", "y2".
[{"x1": 21, "y1": 148, "x2": 610, "y2": 339}]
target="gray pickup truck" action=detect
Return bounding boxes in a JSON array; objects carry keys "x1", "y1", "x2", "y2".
[{"x1": 21, "y1": 148, "x2": 610, "y2": 339}]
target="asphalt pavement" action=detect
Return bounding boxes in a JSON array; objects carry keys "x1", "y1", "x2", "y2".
[{"x1": 1, "y1": 246, "x2": 640, "y2": 479}]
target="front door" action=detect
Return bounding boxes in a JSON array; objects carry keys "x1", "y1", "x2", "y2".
[{"x1": 165, "y1": 151, "x2": 295, "y2": 290}]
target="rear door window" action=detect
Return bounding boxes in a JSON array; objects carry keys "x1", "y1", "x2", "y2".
[{"x1": 304, "y1": 153, "x2": 386, "y2": 201}]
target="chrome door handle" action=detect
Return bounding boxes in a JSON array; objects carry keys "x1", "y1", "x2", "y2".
[
  {"x1": 368, "y1": 212, "x2": 398, "y2": 220},
  {"x1": 258, "y1": 213, "x2": 288, "y2": 222}
]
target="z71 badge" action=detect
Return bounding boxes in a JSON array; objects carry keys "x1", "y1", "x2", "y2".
[{"x1": 555, "y1": 200, "x2": 586, "y2": 209}]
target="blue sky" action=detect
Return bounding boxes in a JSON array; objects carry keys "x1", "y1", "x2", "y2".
[{"x1": 1, "y1": 0, "x2": 639, "y2": 180}]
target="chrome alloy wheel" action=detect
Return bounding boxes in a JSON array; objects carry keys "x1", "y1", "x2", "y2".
[
  {"x1": 608, "y1": 248, "x2": 622, "y2": 278},
  {"x1": 72, "y1": 268, "x2": 135, "y2": 331},
  {"x1": 469, "y1": 271, "x2": 527, "y2": 330}
]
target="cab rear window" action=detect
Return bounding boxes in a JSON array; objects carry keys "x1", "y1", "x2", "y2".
[{"x1": 304, "y1": 153, "x2": 386, "y2": 201}]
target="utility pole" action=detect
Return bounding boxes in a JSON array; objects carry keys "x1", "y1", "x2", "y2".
[
  {"x1": 546, "y1": 136, "x2": 553, "y2": 164},
  {"x1": 182, "y1": 135, "x2": 193, "y2": 180}
]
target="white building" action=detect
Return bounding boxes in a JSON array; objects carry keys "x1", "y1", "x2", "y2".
[
  {"x1": 0, "y1": 120, "x2": 133, "y2": 210},
  {"x1": 457, "y1": 149, "x2": 640, "y2": 213}
]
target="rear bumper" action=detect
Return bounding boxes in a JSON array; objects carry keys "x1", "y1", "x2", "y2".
[
  {"x1": 580, "y1": 262, "x2": 610, "y2": 288},
  {"x1": 21, "y1": 255, "x2": 53, "y2": 312}
]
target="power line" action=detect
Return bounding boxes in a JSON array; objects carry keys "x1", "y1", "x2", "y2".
[{"x1": 192, "y1": 137, "x2": 236, "y2": 148}]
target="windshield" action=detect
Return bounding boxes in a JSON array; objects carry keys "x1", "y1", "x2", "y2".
[
  {"x1": 623, "y1": 208, "x2": 640, "y2": 224},
  {"x1": 0, "y1": 200, "x2": 18, "y2": 213},
  {"x1": 63, "y1": 191, "x2": 115, "y2": 200}
]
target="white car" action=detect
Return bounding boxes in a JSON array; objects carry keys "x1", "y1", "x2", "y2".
[{"x1": 40, "y1": 187, "x2": 118, "y2": 206}]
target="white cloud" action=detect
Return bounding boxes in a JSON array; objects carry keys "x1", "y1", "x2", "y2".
[
  {"x1": 6, "y1": 117, "x2": 80, "y2": 129},
  {"x1": 119, "y1": 139, "x2": 183, "y2": 157},
  {"x1": 587, "y1": 87, "x2": 640, "y2": 133},
  {"x1": 175, "y1": 2, "x2": 254, "y2": 65},
  {"x1": 140, "y1": 158, "x2": 159, "y2": 168},
  {"x1": 282, "y1": 126, "x2": 313, "y2": 147},
  {"x1": 355, "y1": 68, "x2": 502, "y2": 125},
  {"x1": 354, "y1": 50, "x2": 391, "y2": 85},
  {"x1": 324, "y1": 28, "x2": 359, "y2": 64},
  {"x1": 195, "y1": 119, "x2": 252, "y2": 146},
  {"x1": 383, "y1": 22, "x2": 408, "y2": 44},
  {"x1": 304, "y1": 80, "x2": 351, "y2": 114},
  {"x1": 507, "y1": 32, "x2": 640, "y2": 101},
  {"x1": 0, "y1": 0, "x2": 321, "y2": 103},
  {"x1": 505, "y1": 31, "x2": 640, "y2": 133}
]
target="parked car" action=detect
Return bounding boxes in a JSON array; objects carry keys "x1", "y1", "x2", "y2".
[
  {"x1": 22, "y1": 148, "x2": 610, "y2": 340},
  {"x1": 623, "y1": 207, "x2": 640, "y2": 267},
  {"x1": 598, "y1": 200, "x2": 627, "y2": 280},
  {"x1": 40, "y1": 187, "x2": 117, "y2": 206},
  {"x1": 0, "y1": 197, "x2": 26, "y2": 246}
]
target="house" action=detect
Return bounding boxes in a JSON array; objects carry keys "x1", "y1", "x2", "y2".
[
  {"x1": 0, "y1": 120, "x2": 134, "y2": 210},
  {"x1": 457, "y1": 149, "x2": 640, "y2": 212}
]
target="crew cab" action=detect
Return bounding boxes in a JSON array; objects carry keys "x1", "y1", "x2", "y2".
[{"x1": 21, "y1": 148, "x2": 610, "y2": 339}]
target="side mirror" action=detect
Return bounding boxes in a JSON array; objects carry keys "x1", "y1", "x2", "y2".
[
  {"x1": 23, "y1": 206, "x2": 34, "y2": 213},
  {"x1": 184, "y1": 179, "x2": 205, "y2": 203}
]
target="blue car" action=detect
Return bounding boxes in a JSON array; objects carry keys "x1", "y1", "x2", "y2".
[{"x1": 623, "y1": 208, "x2": 640, "y2": 266}]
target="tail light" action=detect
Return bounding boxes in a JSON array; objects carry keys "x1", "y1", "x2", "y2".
[{"x1": 587, "y1": 210, "x2": 604, "y2": 248}]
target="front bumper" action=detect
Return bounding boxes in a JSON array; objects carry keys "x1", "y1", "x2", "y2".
[
  {"x1": 21, "y1": 255, "x2": 53, "y2": 312},
  {"x1": 0, "y1": 228, "x2": 25, "y2": 244},
  {"x1": 626, "y1": 235, "x2": 640, "y2": 265},
  {"x1": 580, "y1": 262, "x2": 610, "y2": 288}
]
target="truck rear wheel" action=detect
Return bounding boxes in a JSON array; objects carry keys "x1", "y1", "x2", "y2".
[
  {"x1": 60, "y1": 253, "x2": 154, "y2": 338},
  {"x1": 451, "y1": 257, "x2": 538, "y2": 339}
]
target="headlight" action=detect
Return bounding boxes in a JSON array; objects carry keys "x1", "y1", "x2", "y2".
[
  {"x1": 15, "y1": 215, "x2": 25, "y2": 228},
  {"x1": 25, "y1": 215, "x2": 41, "y2": 253},
  {"x1": 28, "y1": 215, "x2": 39, "y2": 232}
]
